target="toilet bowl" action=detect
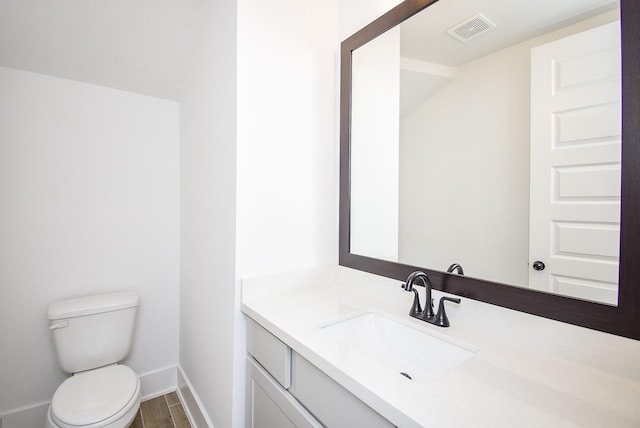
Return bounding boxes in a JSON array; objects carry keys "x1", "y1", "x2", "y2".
[
  {"x1": 46, "y1": 365, "x2": 140, "y2": 428},
  {"x1": 47, "y1": 292, "x2": 140, "y2": 428}
]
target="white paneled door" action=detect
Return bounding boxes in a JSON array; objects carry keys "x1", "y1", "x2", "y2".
[{"x1": 528, "y1": 21, "x2": 621, "y2": 304}]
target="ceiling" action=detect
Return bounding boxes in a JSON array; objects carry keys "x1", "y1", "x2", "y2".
[
  {"x1": 0, "y1": 0, "x2": 205, "y2": 101},
  {"x1": 396, "y1": 0, "x2": 618, "y2": 117},
  {"x1": 400, "y1": 0, "x2": 618, "y2": 66},
  {"x1": 0, "y1": 0, "x2": 619, "y2": 102}
]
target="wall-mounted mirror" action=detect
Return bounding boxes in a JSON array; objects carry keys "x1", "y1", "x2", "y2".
[{"x1": 340, "y1": 0, "x2": 640, "y2": 339}]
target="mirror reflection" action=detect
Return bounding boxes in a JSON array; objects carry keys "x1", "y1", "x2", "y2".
[{"x1": 350, "y1": 0, "x2": 621, "y2": 304}]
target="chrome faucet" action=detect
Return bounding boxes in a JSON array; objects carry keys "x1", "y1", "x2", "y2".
[{"x1": 402, "y1": 271, "x2": 460, "y2": 327}]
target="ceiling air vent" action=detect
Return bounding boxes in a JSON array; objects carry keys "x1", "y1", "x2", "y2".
[{"x1": 446, "y1": 13, "x2": 496, "y2": 42}]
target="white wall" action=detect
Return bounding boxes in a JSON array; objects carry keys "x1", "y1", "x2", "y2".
[
  {"x1": 350, "y1": 27, "x2": 400, "y2": 261},
  {"x1": 236, "y1": 0, "x2": 339, "y2": 278},
  {"x1": 0, "y1": 66, "x2": 180, "y2": 416},
  {"x1": 178, "y1": 0, "x2": 238, "y2": 427},
  {"x1": 338, "y1": 0, "x2": 403, "y2": 40},
  {"x1": 400, "y1": 39, "x2": 531, "y2": 286},
  {"x1": 180, "y1": 0, "x2": 340, "y2": 425}
]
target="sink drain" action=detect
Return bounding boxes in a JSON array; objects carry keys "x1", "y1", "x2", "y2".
[{"x1": 399, "y1": 372, "x2": 412, "y2": 380}]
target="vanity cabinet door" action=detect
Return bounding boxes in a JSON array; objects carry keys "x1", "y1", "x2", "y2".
[
  {"x1": 247, "y1": 357, "x2": 322, "y2": 428},
  {"x1": 289, "y1": 352, "x2": 395, "y2": 428}
]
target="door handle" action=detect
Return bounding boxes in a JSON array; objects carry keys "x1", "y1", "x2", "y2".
[{"x1": 532, "y1": 261, "x2": 546, "y2": 271}]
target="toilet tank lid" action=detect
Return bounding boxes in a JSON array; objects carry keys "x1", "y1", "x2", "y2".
[{"x1": 48, "y1": 291, "x2": 139, "y2": 320}]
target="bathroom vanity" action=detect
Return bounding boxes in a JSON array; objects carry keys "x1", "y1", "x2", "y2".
[
  {"x1": 242, "y1": 267, "x2": 640, "y2": 428},
  {"x1": 242, "y1": 0, "x2": 640, "y2": 426},
  {"x1": 246, "y1": 317, "x2": 393, "y2": 427}
]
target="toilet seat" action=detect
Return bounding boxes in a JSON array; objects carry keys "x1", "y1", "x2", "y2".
[{"x1": 50, "y1": 364, "x2": 140, "y2": 428}]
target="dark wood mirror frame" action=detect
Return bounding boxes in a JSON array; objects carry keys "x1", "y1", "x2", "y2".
[{"x1": 339, "y1": 0, "x2": 640, "y2": 340}]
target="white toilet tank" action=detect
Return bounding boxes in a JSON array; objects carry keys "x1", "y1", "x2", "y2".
[{"x1": 48, "y1": 291, "x2": 139, "y2": 373}]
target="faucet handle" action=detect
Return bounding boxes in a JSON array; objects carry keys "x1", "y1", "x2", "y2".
[{"x1": 430, "y1": 297, "x2": 461, "y2": 327}]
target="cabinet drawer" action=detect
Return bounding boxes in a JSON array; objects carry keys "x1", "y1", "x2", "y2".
[
  {"x1": 289, "y1": 352, "x2": 394, "y2": 428},
  {"x1": 247, "y1": 357, "x2": 322, "y2": 428},
  {"x1": 247, "y1": 318, "x2": 291, "y2": 388}
]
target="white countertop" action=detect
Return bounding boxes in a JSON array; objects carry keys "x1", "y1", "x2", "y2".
[{"x1": 241, "y1": 266, "x2": 640, "y2": 428}]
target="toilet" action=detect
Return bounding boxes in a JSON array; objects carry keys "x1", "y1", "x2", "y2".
[{"x1": 46, "y1": 291, "x2": 141, "y2": 428}]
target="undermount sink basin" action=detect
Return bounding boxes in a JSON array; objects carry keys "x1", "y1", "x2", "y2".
[{"x1": 319, "y1": 311, "x2": 475, "y2": 384}]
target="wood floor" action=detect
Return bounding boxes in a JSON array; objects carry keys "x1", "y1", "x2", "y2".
[{"x1": 130, "y1": 392, "x2": 192, "y2": 428}]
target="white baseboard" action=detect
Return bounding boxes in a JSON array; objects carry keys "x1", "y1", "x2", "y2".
[
  {"x1": 1, "y1": 364, "x2": 178, "y2": 428},
  {"x1": 139, "y1": 364, "x2": 178, "y2": 401},
  {"x1": 177, "y1": 365, "x2": 214, "y2": 428}
]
